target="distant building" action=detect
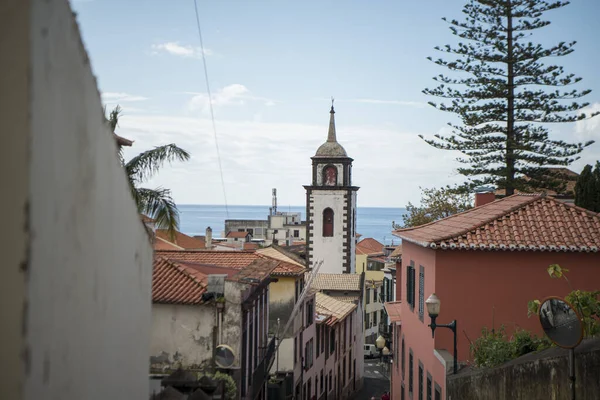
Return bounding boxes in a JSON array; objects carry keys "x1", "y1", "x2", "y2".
[
  {"x1": 390, "y1": 193, "x2": 600, "y2": 400},
  {"x1": 224, "y1": 189, "x2": 307, "y2": 246},
  {"x1": 305, "y1": 106, "x2": 359, "y2": 274}
]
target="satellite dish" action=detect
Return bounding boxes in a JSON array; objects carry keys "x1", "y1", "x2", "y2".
[
  {"x1": 539, "y1": 297, "x2": 583, "y2": 349},
  {"x1": 215, "y1": 344, "x2": 235, "y2": 368}
]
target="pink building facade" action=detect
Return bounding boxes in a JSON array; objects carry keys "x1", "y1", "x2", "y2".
[{"x1": 391, "y1": 194, "x2": 600, "y2": 399}]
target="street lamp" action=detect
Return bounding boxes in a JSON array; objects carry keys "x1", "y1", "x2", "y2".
[{"x1": 425, "y1": 293, "x2": 458, "y2": 374}]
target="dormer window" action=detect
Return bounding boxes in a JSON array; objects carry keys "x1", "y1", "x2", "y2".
[{"x1": 323, "y1": 166, "x2": 337, "y2": 186}]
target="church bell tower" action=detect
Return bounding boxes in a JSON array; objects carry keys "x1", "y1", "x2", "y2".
[{"x1": 305, "y1": 104, "x2": 359, "y2": 274}]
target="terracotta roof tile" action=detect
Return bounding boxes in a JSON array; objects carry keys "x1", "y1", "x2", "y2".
[
  {"x1": 156, "y1": 249, "x2": 305, "y2": 276},
  {"x1": 152, "y1": 257, "x2": 207, "y2": 305},
  {"x1": 244, "y1": 243, "x2": 260, "y2": 250},
  {"x1": 226, "y1": 231, "x2": 250, "y2": 238},
  {"x1": 156, "y1": 230, "x2": 206, "y2": 250},
  {"x1": 315, "y1": 292, "x2": 357, "y2": 323},
  {"x1": 257, "y1": 247, "x2": 305, "y2": 267},
  {"x1": 394, "y1": 194, "x2": 600, "y2": 252},
  {"x1": 384, "y1": 301, "x2": 402, "y2": 323},
  {"x1": 390, "y1": 245, "x2": 403, "y2": 258},
  {"x1": 154, "y1": 237, "x2": 184, "y2": 251},
  {"x1": 156, "y1": 250, "x2": 259, "y2": 268},
  {"x1": 311, "y1": 273, "x2": 362, "y2": 292},
  {"x1": 356, "y1": 238, "x2": 384, "y2": 255},
  {"x1": 334, "y1": 295, "x2": 360, "y2": 303},
  {"x1": 227, "y1": 257, "x2": 278, "y2": 284}
]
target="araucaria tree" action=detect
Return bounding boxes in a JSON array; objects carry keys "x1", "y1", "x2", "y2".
[{"x1": 422, "y1": 0, "x2": 598, "y2": 196}]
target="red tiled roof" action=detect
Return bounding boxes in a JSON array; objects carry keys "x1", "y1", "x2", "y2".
[
  {"x1": 156, "y1": 250, "x2": 305, "y2": 276},
  {"x1": 227, "y1": 258, "x2": 278, "y2": 284},
  {"x1": 390, "y1": 245, "x2": 402, "y2": 258},
  {"x1": 156, "y1": 250, "x2": 258, "y2": 268},
  {"x1": 156, "y1": 229, "x2": 206, "y2": 250},
  {"x1": 226, "y1": 231, "x2": 250, "y2": 238},
  {"x1": 385, "y1": 301, "x2": 402, "y2": 323},
  {"x1": 154, "y1": 237, "x2": 184, "y2": 251},
  {"x1": 393, "y1": 194, "x2": 600, "y2": 252},
  {"x1": 356, "y1": 238, "x2": 384, "y2": 255},
  {"x1": 152, "y1": 257, "x2": 207, "y2": 305},
  {"x1": 368, "y1": 256, "x2": 387, "y2": 263},
  {"x1": 244, "y1": 243, "x2": 260, "y2": 250}
]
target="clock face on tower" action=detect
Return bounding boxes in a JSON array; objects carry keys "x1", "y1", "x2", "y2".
[{"x1": 324, "y1": 166, "x2": 337, "y2": 186}]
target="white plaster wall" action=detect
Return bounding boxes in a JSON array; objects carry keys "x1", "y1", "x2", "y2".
[
  {"x1": 151, "y1": 304, "x2": 214, "y2": 366},
  {"x1": 349, "y1": 192, "x2": 357, "y2": 273},
  {"x1": 310, "y1": 190, "x2": 347, "y2": 273},
  {"x1": 272, "y1": 337, "x2": 294, "y2": 373},
  {"x1": 22, "y1": 2, "x2": 154, "y2": 400},
  {"x1": 1, "y1": 0, "x2": 29, "y2": 397}
]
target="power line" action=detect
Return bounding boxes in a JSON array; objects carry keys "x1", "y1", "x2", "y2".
[{"x1": 193, "y1": 0, "x2": 229, "y2": 218}]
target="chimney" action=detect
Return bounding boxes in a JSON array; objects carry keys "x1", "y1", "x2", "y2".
[
  {"x1": 206, "y1": 226, "x2": 212, "y2": 249},
  {"x1": 475, "y1": 192, "x2": 496, "y2": 207}
]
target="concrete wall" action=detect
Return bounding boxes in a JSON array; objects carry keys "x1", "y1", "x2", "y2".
[
  {"x1": 1, "y1": 1, "x2": 30, "y2": 397},
  {"x1": 1, "y1": 1, "x2": 154, "y2": 399},
  {"x1": 447, "y1": 338, "x2": 600, "y2": 400},
  {"x1": 150, "y1": 304, "x2": 214, "y2": 367}
]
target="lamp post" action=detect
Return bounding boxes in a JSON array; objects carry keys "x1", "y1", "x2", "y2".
[{"x1": 425, "y1": 293, "x2": 458, "y2": 374}]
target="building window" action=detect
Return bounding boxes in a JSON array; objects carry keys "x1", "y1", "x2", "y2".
[
  {"x1": 434, "y1": 382, "x2": 441, "y2": 400},
  {"x1": 366, "y1": 288, "x2": 370, "y2": 304},
  {"x1": 294, "y1": 229, "x2": 300, "y2": 238},
  {"x1": 427, "y1": 373, "x2": 432, "y2": 400},
  {"x1": 306, "y1": 301, "x2": 314, "y2": 327},
  {"x1": 407, "y1": 264, "x2": 415, "y2": 310},
  {"x1": 329, "y1": 371, "x2": 332, "y2": 392},
  {"x1": 419, "y1": 266, "x2": 425, "y2": 321},
  {"x1": 373, "y1": 311, "x2": 378, "y2": 326},
  {"x1": 294, "y1": 337, "x2": 298, "y2": 364},
  {"x1": 330, "y1": 328, "x2": 336, "y2": 355},
  {"x1": 409, "y1": 350, "x2": 413, "y2": 396},
  {"x1": 316, "y1": 325, "x2": 320, "y2": 358},
  {"x1": 247, "y1": 228, "x2": 254, "y2": 236},
  {"x1": 323, "y1": 208, "x2": 334, "y2": 237},
  {"x1": 418, "y1": 362, "x2": 424, "y2": 400},
  {"x1": 373, "y1": 288, "x2": 377, "y2": 302},
  {"x1": 401, "y1": 336, "x2": 405, "y2": 376},
  {"x1": 320, "y1": 370, "x2": 324, "y2": 393},
  {"x1": 401, "y1": 383, "x2": 405, "y2": 400},
  {"x1": 365, "y1": 312, "x2": 370, "y2": 329}
]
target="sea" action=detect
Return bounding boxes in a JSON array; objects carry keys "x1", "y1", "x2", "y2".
[{"x1": 178, "y1": 205, "x2": 407, "y2": 246}]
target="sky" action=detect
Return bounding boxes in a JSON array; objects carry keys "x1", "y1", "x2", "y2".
[{"x1": 71, "y1": 0, "x2": 600, "y2": 207}]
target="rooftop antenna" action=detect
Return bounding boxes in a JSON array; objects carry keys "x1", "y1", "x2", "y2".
[{"x1": 272, "y1": 188, "x2": 278, "y2": 215}]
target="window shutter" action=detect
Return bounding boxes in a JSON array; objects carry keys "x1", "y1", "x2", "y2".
[{"x1": 419, "y1": 266, "x2": 425, "y2": 320}]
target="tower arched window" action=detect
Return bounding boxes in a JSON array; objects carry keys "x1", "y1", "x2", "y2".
[
  {"x1": 323, "y1": 165, "x2": 337, "y2": 186},
  {"x1": 323, "y1": 208, "x2": 334, "y2": 237}
]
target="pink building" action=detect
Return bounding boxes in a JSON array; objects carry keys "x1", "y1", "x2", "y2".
[{"x1": 390, "y1": 194, "x2": 600, "y2": 399}]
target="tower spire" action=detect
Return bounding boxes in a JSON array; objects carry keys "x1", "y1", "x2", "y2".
[{"x1": 328, "y1": 98, "x2": 337, "y2": 143}]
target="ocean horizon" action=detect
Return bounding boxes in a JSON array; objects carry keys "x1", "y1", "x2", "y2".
[{"x1": 178, "y1": 204, "x2": 407, "y2": 246}]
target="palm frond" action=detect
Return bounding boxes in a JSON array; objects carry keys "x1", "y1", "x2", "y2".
[
  {"x1": 108, "y1": 105, "x2": 122, "y2": 132},
  {"x1": 126, "y1": 144, "x2": 191, "y2": 183},
  {"x1": 135, "y1": 187, "x2": 179, "y2": 239}
]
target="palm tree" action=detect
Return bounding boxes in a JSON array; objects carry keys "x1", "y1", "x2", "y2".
[{"x1": 108, "y1": 105, "x2": 190, "y2": 238}]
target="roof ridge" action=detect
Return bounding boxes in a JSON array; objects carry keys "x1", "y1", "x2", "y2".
[
  {"x1": 394, "y1": 194, "x2": 541, "y2": 244},
  {"x1": 156, "y1": 257, "x2": 207, "y2": 289}
]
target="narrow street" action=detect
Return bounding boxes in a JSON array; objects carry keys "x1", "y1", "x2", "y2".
[{"x1": 352, "y1": 359, "x2": 390, "y2": 399}]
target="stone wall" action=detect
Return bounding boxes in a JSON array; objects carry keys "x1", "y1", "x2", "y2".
[{"x1": 447, "y1": 338, "x2": 600, "y2": 400}]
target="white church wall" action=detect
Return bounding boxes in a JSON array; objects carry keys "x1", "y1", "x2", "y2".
[{"x1": 309, "y1": 190, "x2": 348, "y2": 273}]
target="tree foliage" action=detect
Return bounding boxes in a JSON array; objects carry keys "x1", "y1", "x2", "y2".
[
  {"x1": 574, "y1": 162, "x2": 600, "y2": 212},
  {"x1": 471, "y1": 326, "x2": 551, "y2": 368},
  {"x1": 108, "y1": 105, "x2": 190, "y2": 238},
  {"x1": 422, "y1": 0, "x2": 597, "y2": 196},
  {"x1": 394, "y1": 187, "x2": 473, "y2": 228}
]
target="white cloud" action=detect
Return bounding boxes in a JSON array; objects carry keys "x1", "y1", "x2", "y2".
[
  {"x1": 188, "y1": 84, "x2": 276, "y2": 113},
  {"x1": 101, "y1": 92, "x2": 148, "y2": 103},
  {"x1": 115, "y1": 112, "x2": 463, "y2": 207},
  {"x1": 575, "y1": 102, "x2": 600, "y2": 141},
  {"x1": 151, "y1": 42, "x2": 212, "y2": 58},
  {"x1": 334, "y1": 98, "x2": 426, "y2": 107}
]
